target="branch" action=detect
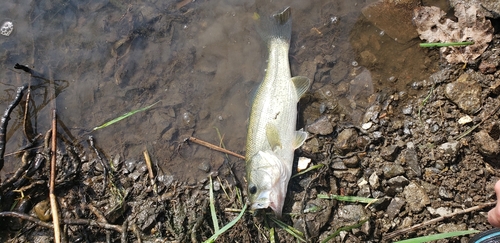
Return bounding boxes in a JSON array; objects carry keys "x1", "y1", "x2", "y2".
[{"x1": 0, "y1": 85, "x2": 27, "y2": 170}]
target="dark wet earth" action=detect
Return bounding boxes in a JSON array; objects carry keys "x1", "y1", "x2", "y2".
[{"x1": 2, "y1": 0, "x2": 500, "y2": 242}]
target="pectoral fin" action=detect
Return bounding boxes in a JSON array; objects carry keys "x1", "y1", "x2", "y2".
[
  {"x1": 266, "y1": 123, "x2": 282, "y2": 151},
  {"x1": 293, "y1": 130, "x2": 308, "y2": 149},
  {"x1": 292, "y1": 76, "x2": 311, "y2": 99}
]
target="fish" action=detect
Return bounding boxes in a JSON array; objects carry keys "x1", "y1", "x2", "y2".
[{"x1": 245, "y1": 6, "x2": 310, "y2": 217}]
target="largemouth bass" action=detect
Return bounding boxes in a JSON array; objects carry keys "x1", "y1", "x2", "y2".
[{"x1": 245, "y1": 7, "x2": 310, "y2": 217}]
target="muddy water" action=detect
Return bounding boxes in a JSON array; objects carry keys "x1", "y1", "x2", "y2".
[{"x1": 0, "y1": 0, "x2": 440, "y2": 184}]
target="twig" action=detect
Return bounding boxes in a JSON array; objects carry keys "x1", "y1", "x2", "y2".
[
  {"x1": 0, "y1": 211, "x2": 54, "y2": 228},
  {"x1": 0, "y1": 211, "x2": 125, "y2": 232},
  {"x1": 382, "y1": 201, "x2": 496, "y2": 240},
  {"x1": 187, "y1": 137, "x2": 245, "y2": 160},
  {"x1": 121, "y1": 220, "x2": 129, "y2": 243},
  {"x1": 49, "y1": 109, "x2": 61, "y2": 243},
  {"x1": 130, "y1": 222, "x2": 142, "y2": 243},
  {"x1": 0, "y1": 84, "x2": 28, "y2": 171},
  {"x1": 89, "y1": 136, "x2": 109, "y2": 194},
  {"x1": 143, "y1": 149, "x2": 157, "y2": 194}
]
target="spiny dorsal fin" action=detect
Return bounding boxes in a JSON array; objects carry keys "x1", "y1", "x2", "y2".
[
  {"x1": 266, "y1": 123, "x2": 282, "y2": 151},
  {"x1": 292, "y1": 76, "x2": 311, "y2": 99},
  {"x1": 292, "y1": 130, "x2": 308, "y2": 149}
]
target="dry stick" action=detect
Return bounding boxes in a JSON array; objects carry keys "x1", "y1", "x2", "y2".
[
  {"x1": 187, "y1": 137, "x2": 245, "y2": 160},
  {"x1": 49, "y1": 109, "x2": 61, "y2": 243},
  {"x1": 382, "y1": 201, "x2": 496, "y2": 240},
  {"x1": 0, "y1": 84, "x2": 28, "y2": 171},
  {"x1": 0, "y1": 211, "x2": 124, "y2": 232},
  {"x1": 143, "y1": 149, "x2": 157, "y2": 194}
]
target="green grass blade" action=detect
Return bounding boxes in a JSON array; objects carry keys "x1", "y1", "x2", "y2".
[
  {"x1": 269, "y1": 217, "x2": 306, "y2": 242},
  {"x1": 203, "y1": 203, "x2": 248, "y2": 243},
  {"x1": 292, "y1": 163, "x2": 325, "y2": 178},
  {"x1": 394, "y1": 230, "x2": 479, "y2": 243},
  {"x1": 321, "y1": 218, "x2": 369, "y2": 243},
  {"x1": 419, "y1": 41, "x2": 474, "y2": 47},
  {"x1": 317, "y1": 194, "x2": 379, "y2": 204},
  {"x1": 209, "y1": 176, "x2": 220, "y2": 232},
  {"x1": 92, "y1": 101, "x2": 160, "y2": 131}
]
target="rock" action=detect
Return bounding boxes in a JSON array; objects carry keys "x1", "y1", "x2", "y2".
[
  {"x1": 386, "y1": 197, "x2": 405, "y2": 220},
  {"x1": 444, "y1": 81, "x2": 482, "y2": 114},
  {"x1": 403, "y1": 181, "x2": 430, "y2": 213},
  {"x1": 307, "y1": 116, "x2": 334, "y2": 135},
  {"x1": 335, "y1": 128, "x2": 358, "y2": 154},
  {"x1": 343, "y1": 156, "x2": 359, "y2": 168},
  {"x1": 427, "y1": 206, "x2": 452, "y2": 217},
  {"x1": 362, "y1": 104, "x2": 381, "y2": 124},
  {"x1": 474, "y1": 130, "x2": 500, "y2": 157},
  {"x1": 361, "y1": 0, "x2": 420, "y2": 43},
  {"x1": 198, "y1": 160, "x2": 211, "y2": 173},
  {"x1": 357, "y1": 184, "x2": 371, "y2": 197},
  {"x1": 490, "y1": 79, "x2": 500, "y2": 95},
  {"x1": 332, "y1": 205, "x2": 370, "y2": 230},
  {"x1": 476, "y1": 0, "x2": 500, "y2": 18},
  {"x1": 479, "y1": 60, "x2": 497, "y2": 74},
  {"x1": 436, "y1": 223, "x2": 467, "y2": 233},
  {"x1": 387, "y1": 176, "x2": 409, "y2": 188},
  {"x1": 380, "y1": 145, "x2": 400, "y2": 162},
  {"x1": 303, "y1": 198, "x2": 333, "y2": 238},
  {"x1": 402, "y1": 104, "x2": 413, "y2": 115},
  {"x1": 458, "y1": 115, "x2": 473, "y2": 125},
  {"x1": 330, "y1": 61, "x2": 349, "y2": 84},
  {"x1": 369, "y1": 172, "x2": 380, "y2": 188},
  {"x1": 331, "y1": 160, "x2": 348, "y2": 170},
  {"x1": 438, "y1": 186, "x2": 454, "y2": 200},
  {"x1": 399, "y1": 147, "x2": 421, "y2": 178},
  {"x1": 382, "y1": 164, "x2": 405, "y2": 179},
  {"x1": 436, "y1": 141, "x2": 461, "y2": 164}
]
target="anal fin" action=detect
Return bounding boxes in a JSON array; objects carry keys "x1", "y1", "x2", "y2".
[
  {"x1": 293, "y1": 130, "x2": 308, "y2": 149},
  {"x1": 292, "y1": 76, "x2": 311, "y2": 99}
]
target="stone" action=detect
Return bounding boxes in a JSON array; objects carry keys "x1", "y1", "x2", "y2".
[
  {"x1": 307, "y1": 116, "x2": 334, "y2": 135},
  {"x1": 474, "y1": 130, "x2": 500, "y2": 157},
  {"x1": 369, "y1": 172, "x2": 380, "y2": 188},
  {"x1": 399, "y1": 148, "x2": 421, "y2": 178},
  {"x1": 444, "y1": 81, "x2": 482, "y2": 114},
  {"x1": 361, "y1": 0, "x2": 420, "y2": 43},
  {"x1": 382, "y1": 164, "x2": 405, "y2": 179},
  {"x1": 387, "y1": 176, "x2": 410, "y2": 188},
  {"x1": 403, "y1": 181, "x2": 430, "y2": 213},
  {"x1": 386, "y1": 197, "x2": 405, "y2": 220},
  {"x1": 335, "y1": 128, "x2": 358, "y2": 154},
  {"x1": 380, "y1": 145, "x2": 400, "y2": 162},
  {"x1": 438, "y1": 186, "x2": 454, "y2": 200}
]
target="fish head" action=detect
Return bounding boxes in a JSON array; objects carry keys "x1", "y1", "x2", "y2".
[{"x1": 246, "y1": 150, "x2": 291, "y2": 216}]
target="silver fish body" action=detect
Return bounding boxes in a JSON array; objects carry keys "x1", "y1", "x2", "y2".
[{"x1": 245, "y1": 7, "x2": 310, "y2": 217}]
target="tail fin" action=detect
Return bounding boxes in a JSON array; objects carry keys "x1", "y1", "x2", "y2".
[{"x1": 257, "y1": 7, "x2": 292, "y2": 44}]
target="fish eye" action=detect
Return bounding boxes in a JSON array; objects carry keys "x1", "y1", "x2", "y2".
[{"x1": 249, "y1": 185, "x2": 257, "y2": 194}]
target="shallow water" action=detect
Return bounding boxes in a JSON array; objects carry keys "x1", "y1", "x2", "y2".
[{"x1": 0, "y1": 0, "x2": 441, "y2": 183}]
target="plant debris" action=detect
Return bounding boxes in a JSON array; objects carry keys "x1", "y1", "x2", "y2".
[{"x1": 413, "y1": 3, "x2": 494, "y2": 64}]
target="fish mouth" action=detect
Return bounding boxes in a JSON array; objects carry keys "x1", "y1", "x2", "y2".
[{"x1": 250, "y1": 201, "x2": 270, "y2": 210}]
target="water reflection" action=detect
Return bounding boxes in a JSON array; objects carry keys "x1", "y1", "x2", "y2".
[{"x1": 0, "y1": 0, "x2": 436, "y2": 183}]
